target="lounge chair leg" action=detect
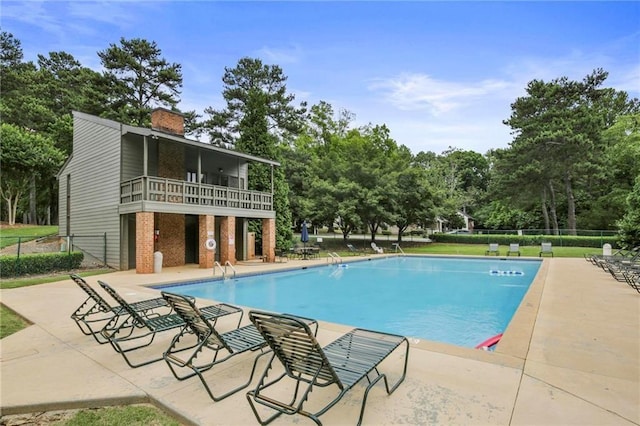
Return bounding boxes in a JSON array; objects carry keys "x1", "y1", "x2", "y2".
[{"x1": 199, "y1": 349, "x2": 271, "y2": 402}]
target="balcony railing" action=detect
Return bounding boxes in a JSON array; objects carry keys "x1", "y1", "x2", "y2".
[{"x1": 120, "y1": 176, "x2": 273, "y2": 211}]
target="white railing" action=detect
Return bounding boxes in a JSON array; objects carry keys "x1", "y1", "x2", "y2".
[
  {"x1": 120, "y1": 176, "x2": 273, "y2": 211},
  {"x1": 392, "y1": 243, "x2": 405, "y2": 254},
  {"x1": 213, "y1": 261, "x2": 224, "y2": 278},
  {"x1": 328, "y1": 252, "x2": 342, "y2": 264},
  {"x1": 224, "y1": 261, "x2": 237, "y2": 279}
]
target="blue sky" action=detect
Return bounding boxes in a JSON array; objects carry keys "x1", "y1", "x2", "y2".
[{"x1": 2, "y1": 1, "x2": 639, "y2": 155}]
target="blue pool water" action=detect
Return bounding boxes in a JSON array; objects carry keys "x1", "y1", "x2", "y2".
[{"x1": 156, "y1": 256, "x2": 541, "y2": 348}]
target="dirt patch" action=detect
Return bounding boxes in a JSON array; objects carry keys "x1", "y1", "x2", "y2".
[
  {"x1": 0, "y1": 409, "x2": 80, "y2": 425},
  {"x1": 0, "y1": 238, "x2": 62, "y2": 256}
]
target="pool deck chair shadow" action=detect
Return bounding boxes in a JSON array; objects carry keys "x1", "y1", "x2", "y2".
[
  {"x1": 246, "y1": 310, "x2": 409, "y2": 426},
  {"x1": 161, "y1": 291, "x2": 277, "y2": 401},
  {"x1": 507, "y1": 243, "x2": 521, "y2": 256},
  {"x1": 540, "y1": 242, "x2": 554, "y2": 257},
  {"x1": 70, "y1": 274, "x2": 168, "y2": 344},
  {"x1": 485, "y1": 243, "x2": 500, "y2": 256},
  {"x1": 98, "y1": 281, "x2": 242, "y2": 368}
]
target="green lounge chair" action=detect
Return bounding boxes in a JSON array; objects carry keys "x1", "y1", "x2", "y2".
[
  {"x1": 98, "y1": 280, "x2": 241, "y2": 368},
  {"x1": 246, "y1": 311, "x2": 409, "y2": 425},
  {"x1": 539, "y1": 242, "x2": 554, "y2": 257},
  {"x1": 70, "y1": 274, "x2": 168, "y2": 344},
  {"x1": 485, "y1": 243, "x2": 500, "y2": 256},
  {"x1": 161, "y1": 291, "x2": 270, "y2": 401},
  {"x1": 507, "y1": 243, "x2": 521, "y2": 256}
]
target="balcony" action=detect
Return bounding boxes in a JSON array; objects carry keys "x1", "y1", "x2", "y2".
[{"x1": 120, "y1": 176, "x2": 273, "y2": 213}]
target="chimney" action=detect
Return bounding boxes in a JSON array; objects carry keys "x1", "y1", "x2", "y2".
[{"x1": 151, "y1": 107, "x2": 185, "y2": 136}]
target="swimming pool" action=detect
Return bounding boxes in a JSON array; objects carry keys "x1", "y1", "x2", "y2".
[{"x1": 156, "y1": 256, "x2": 541, "y2": 348}]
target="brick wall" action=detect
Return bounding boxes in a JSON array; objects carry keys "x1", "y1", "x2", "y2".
[
  {"x1": 156, "y1": 213, "x2": 185, "y2": 267},
  {"x1": 199, "y1": 215, "x2": 215, "y2": 269},
  {"x1": 158, "y1": 143, "x2": 184, "y2": 180},
  {"x1": 151, "y1": 108, "x2": 184, "y2": 136},
  {"x1": 219, "y1": 216, "x2": 236, "y2": 265},
  {"x1": 262, "y1": 218, "x2": 276, "y2": 262},
  {"x1": 136, "y1": 212, "x2": 154, "y2": 273}
]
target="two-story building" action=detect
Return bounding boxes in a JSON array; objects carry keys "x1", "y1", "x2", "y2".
[{"x1": 58, "y1": 108, "x2": 278, "y2": 273}]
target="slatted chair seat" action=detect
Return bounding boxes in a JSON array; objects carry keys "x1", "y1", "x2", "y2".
[
  {"x1": 247, "y1": 311, "x2": 409, "y2": 426},
  {"x1": 98, "y1": 280, "x2": 242, "y2": 368},
  {"x1": 70, "y1": 274, "x2": 168, "y2": 344},
  {"x1": 485, "y1": 243, "x2": 500, "y2": 256},
  {"x1": 507, "y1": 243, "x2": 521, "y2": 256},
  {"x1": 161, "y1": 291, "x2": 287, "y2": 402},
  {"x1": 539, "y1": 242, "x2": 554, "y2": 257}
]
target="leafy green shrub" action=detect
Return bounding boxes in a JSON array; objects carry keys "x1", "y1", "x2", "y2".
[
  {"x1": 430, "y1": 233, "x2": 618, "y2": 248},
  {"x1": 0, "y1": 252, "x2": 84, "y2": 278}
]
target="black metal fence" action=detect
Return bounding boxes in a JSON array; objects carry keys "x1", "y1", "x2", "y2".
[{"x1": 1, "y1": 233, "x2": 108, "y2": 269}]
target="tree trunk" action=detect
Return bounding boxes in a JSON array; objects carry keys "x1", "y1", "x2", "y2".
[
  {"x1": 564, "y1": 173, "x2": 577, "y2": 236},
  {"x1": 541, "y1": 188, "x2": 550, "y2": 234},
  {"x1": 547, "y1": 181, "x2": 559, "y2": 235},
  {"x1": 369, "y1": 222, "x2": 379, "y2": 242},
  {"x1": 29, "y1": 175, "x2": 37, "y2": 224},
  {"x1": 397, "y1": 224, "x2": 408, "y2": 243}
]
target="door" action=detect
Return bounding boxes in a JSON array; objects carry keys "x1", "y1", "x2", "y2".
[{"x1": 185, "y1": 215, "x2": 198, "y2": 264}]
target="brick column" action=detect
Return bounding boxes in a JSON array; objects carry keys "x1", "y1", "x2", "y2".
[
  {"x1": 262, "y1": 218, "x2": 276, "y2": 263},
  {"x1": 156, "y1": 213, "x2": 185, "y2": 267},
  {"x1": 136, "y1": 212, "x2": 154, "y2": 274},
  {"x1": 219, "y1": 216, "x2": 236, "y2": 265},
  {"x1": 199, "y1": 215, "x2": 215, "y2": 269}
]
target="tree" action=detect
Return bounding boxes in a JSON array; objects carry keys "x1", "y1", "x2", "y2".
[
  {"x1": 617, "y1": 176, "x2": 640, "y2": 249},
  {"x1": 37, "y1": 51, "x2": 107, "y2": 154},
  {"x1": 0, "y1": 124, "x2": 64, "y2": 225},
  {"x1": 98, "y1": 37, "x2": 182, "y2": 126},
  {"x1": 1, "y1": 34, "x2": 103, "y2": 224},
  {"x1": 204, "y1": 57, "x2": 306, "y2": 248},
  {"x1": 393, "y1": 164, "x2": 436, "y2": 241},
  {"x1": 503, "y1": 69, "x2": 638, "y2": 234}
]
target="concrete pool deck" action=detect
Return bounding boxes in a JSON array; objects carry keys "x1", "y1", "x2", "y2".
[{"x1": 1, "y1": 256, "x2": 638, "y2": 425}]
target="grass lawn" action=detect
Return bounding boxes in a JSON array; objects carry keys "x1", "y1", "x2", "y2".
[
  {"x1": 2, "y1": 404, "x2": 181, "y2": 425},
  {"x1": 405, "y1": 243, "x2": 597, "y2": 258},
  {"x1": 0, "y1": 269, "x2": 112, "y2": 290},
  {"x1": 62, "y1": 405, "x2": 180, "y2": 426},
  {"x1": 335, "y1": 243, "x2": 597, "y2": 258},
  {"x1": 0, "y1": 225, "x2": 58, "y2": 249},
  {"x1": 0, "y1": 304, "x2": 31, "y2": 339}
]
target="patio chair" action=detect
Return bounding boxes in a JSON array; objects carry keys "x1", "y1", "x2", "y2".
[
  {"x1": 506, "y1": 243, "x2": 521, "y2": 257},
  {"x1": 161, "y1": 291, "x2": 271, "y2": 401},
  {"x1": 70, "y1": 274, "x2": 168, "y2": 344},
  {"x1": 371, "y1": 242, "x2": 384, "y2": 254},
  {"x1": 275, "y1": 249, "x2": 289, "y2": 263},
  {"x1": 98, "y1": 280, "x2": 242, "y2": 368},
  {"x1": 346, "y1": 243, "x2": 362, "y2": 256},
  {"x1": 539, "y1": 242, "x2": 554, "y2": 257},
  {"x1": 485, "y1": 243, "x2": 500, "y2": 256},
  {"x1": 246, "y1": 310, "x2": 409, "y2": 426},
  {"x1": 621, "y1": 268, "x2": 640, "y2": 293}
]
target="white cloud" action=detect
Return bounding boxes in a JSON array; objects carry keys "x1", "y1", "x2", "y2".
[
  {"x1": 256, "y1": 45, "x2": 303, "y2": 65},
  {"x1": 368, "y1": 73, "x2": 513, "y2": 116},
  {"x1": 1, "y1": 1, "x2": 66, "y2": 37}
]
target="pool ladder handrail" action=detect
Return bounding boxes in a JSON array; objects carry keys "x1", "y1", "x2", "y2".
[
  {"x1": 328, "y1": 252, "x2": 342, "y2": 264},
  {"x1": 224, "y1": 260, "x2": 237, "y2": 279},
  {"x1": 213, "y1": 261, "x2": 225, "y2": 278},
  {"x1": 392, "y1": 243, "x2": 405, "y2": 254}
]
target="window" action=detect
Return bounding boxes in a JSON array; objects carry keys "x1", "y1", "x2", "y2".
[{"x1": 186, "y1": 171, "x2": 198, "y2": 183}]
